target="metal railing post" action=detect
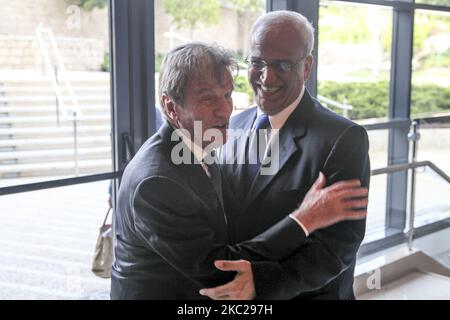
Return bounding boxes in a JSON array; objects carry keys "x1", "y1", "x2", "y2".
[
  {"x1": 407, "y1": 120, "x2": 420, "y2": 251},
  {"x1": 35, "y1": 25, "x2": 81, "y2": 125},
  {"x1": 35, "y1": 25, "x2": 65, "y2": 126},
  {"x1": 73, "y1": 111, "x2": 79, "y2": 176},
  {"x1": 54, "y1": 64, "x2": 60, "y2": 126}
]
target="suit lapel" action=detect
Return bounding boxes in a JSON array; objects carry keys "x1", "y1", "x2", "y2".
[
  {"x1": 241, "y1": 92, "x2": 314, "y2": 212},
  {"x1": 159, "y1": 121, "x2": 226, "y2": 214},
  {"x1": 222, "y1": 109, "x2": 257, "y2": 182}
]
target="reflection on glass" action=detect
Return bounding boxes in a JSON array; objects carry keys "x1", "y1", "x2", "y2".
[
  {"x1": 415, "y1": 0, "x2": 450, "y2": 6},
  {"x1": 0, "y1": 180, "x2": 111, "y2": 299},
  {"x1": 154, "y1": 0, "x2": 266, "y2": 114},
  {"x1": 364, "y1": 129, "x2": 389, "y2": 241},
  {"x1": 413, "y1": 127, "x2": 450, "y2": 226},
  {"x1": 414, "y1": 170, "x2": 450, "y2": 227},
  {"x1": 411, "y1": 10, "x2": 450, "y2": 118},
  {"x1": 367, "y1": 129, "x2": 388, "y2": 170},
  {"x1": 0, "y1": 1, "x2": 112, "y2": 188},
  {"x1": 364, "y1": 174, "x2": 388, "y2": 243},
  {"x1": 317, "y1": 1, "x2": 393, "y2": 122}
]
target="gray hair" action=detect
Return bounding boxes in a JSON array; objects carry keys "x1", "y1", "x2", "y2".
[
  {"x1": 158, "y1": 42, "x2": 237, "y2": 120},
  {"x1": 250, "y1": 10, "x2": 315, "y2": 57}
]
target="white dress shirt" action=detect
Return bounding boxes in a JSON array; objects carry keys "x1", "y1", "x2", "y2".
[{"x1": 254, "y1": 86, "x2": 309, "y2": 236}]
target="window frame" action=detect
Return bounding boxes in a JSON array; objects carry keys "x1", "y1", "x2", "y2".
[{"x1": 1, "y1": 0, "x2": 449, "y2": 258}]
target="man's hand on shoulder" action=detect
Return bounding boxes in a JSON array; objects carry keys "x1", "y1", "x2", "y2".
[{"x1": 293, "y1": 172, "x2": 368, "y2": 234}]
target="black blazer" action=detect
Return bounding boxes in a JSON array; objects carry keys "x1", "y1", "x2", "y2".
[
  {"x1": 110, "y1": 122, "x2": 307, "y2": 299},
  {"x1": 221, "y1": 90, "x2": 370, "y2": 300}
]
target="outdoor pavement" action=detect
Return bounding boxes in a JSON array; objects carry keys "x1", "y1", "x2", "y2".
[
  {"x1": 0, "y1": 179, "x2": 111, "y2": 299},
  {"x1": 0, "y1": 149, "x2": 448, "y2": 299}
]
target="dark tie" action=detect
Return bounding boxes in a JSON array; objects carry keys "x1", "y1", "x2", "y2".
[
  {"x1": 202, "y1": 150, "x2": 224, "y2": 209},
  {"x1": 246, "y1": 113, "x2": 271, "y2": 188}
]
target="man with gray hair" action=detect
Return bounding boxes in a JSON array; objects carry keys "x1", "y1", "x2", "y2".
[
  {"x1": 201, "y1": 10, "x2": 370, "y2": 300},
  {"x1": 110, "y1": 42, "x2": 368, "y2": 299}
]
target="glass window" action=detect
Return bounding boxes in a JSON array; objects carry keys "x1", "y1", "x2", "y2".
[
  {"x1": 413, "y1": 126, "x2": 450, "y2": 227},
  {"x1": 411, "y1": 9, "x2": 450, "y2": 118},
  {"x1": 415, "y1": 0, "x2": 450, "y2": 6},
  {"x1": 0, "y1": 180, "x2": 111, "y2": 299},
  {"x1": 363, "y1": 129, "x2": 389, "y2": 242},
  {"x1": 317, "y1": 1, "x2": 393, "y2": 123},
  {"x1": 317, "y1": 1, "x2": 397, "y2": 242},
  {"x1": 154, "y1": 0, "x2": 266, "y2": 115},
  {"x1": 0, "y1": 0, "x2": 112, "y2": 187},
  {"x1": 414, "y1": 169, "x2": 450, "y2": 228}
]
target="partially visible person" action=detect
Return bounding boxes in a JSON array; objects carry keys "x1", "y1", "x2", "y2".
[
  {"x1": 107, "y1": 109, "x2": 163, "y2": 208},
  {"x1": 202, "y1": 10, "x2": 370, "y2": 300},
  {"x1": 110, "y1": 42, "x2": 368, "y2": 299}
]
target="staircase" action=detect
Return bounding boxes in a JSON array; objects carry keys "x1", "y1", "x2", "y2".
[
  {"x1": 355, "y1": 227, "x2": 450, "y2": 300},
  {"x1": 0, "y1": 72, "x2": 112, "y2": 179}
]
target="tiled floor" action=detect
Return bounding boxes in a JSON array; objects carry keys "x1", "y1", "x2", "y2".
[
  {"x1": 359, "y1": 271, "x2": 450, "y2": 300},
  {"x1": 0, "y1": 179, "x2": 111, "y2": 299},
  {"x1": 356, "y1": 228, "x2": 450, "y2": 300}
]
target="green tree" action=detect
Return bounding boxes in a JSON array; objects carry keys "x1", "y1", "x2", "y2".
[
  {"x1": 74, "y1": 0, "x2": 107, "y2": 10},
  {"x1": 228, "y1": 0, "x2": 264, "y2": 14},
  {"x1": 163, "y1": 0, "x2": 220, "y2": 37},
  {"x1": 318, "y1": 81, "x2": 450, "y2": 120},
  {"x1": 413, "y1": 11, "x2": 450, "y2": 69}
]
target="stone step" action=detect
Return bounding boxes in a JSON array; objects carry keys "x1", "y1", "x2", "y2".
[
  {"x1": 0, "y1": 136, "x2": 110, "y2": 148},
  {"x1": 0, "y1": 105, "x2": 109, "y2": 114},
  {"x1": 0, "y1": 179, "x2": 111, "y2": 299},
  {"x1": 0, "y1": 86, "x2": 109, "y2": 94},
  {"x1": 0, "y1": 115, "x2": 110, "y2": 125},
  {"x1": 0, "y1": 125, "x2": 110, "y2": 137},
  {"x1": 0, "y1": 71, "x2": 110, "y2": 84},
  {"x1": 0, "y1": 95, "x2": 110, "y2": 104},
  {"x1": 0, "y1": 147, "x2": 110, "y2": 162},
  {"x1": 0, "y1": 159, "x2": 111, "y2": 176}
]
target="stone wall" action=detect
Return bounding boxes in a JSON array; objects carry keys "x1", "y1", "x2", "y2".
[
  {"x1": 0, "y1": 0, "x2": 109, "y2": 43},
  {"x1": 0, "y1": 35, "x2": 105, "y2": 71},
  {"x1": 154, "y1": 0, "x2": 261, "y2": 55},
  {"x1": 0, "y1": 0, "x2": 108, "y2": 71},
  {"x1": 0, "y1": 0, "x2": 262, "y2": 71}
]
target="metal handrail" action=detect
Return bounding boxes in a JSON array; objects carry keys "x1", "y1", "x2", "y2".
[
  {"x1": 35, "y1": 25, "x2": 82, "y2": 175},
  {"x1": 35, "y1": 25, "x2": 65, "y2": 126},
  {"x1": 35, "y1": 25, "x2": 82, "y2": 120},
  {"x1": 45, "y1": 27, "x2": 81, "y2": 120},
  {"x1": 414, "y1": 115, "x2": 450, "y2": 127},
  {"x1": 369, "y1": 115, "x2": 450, "y2": 250},
  {"x1": 362, "y1": 118, "x2": 410, "y2": 131},
  {"x1": 371, "y1": 159, "x2": 450, "y2": 251},
  {"x1": 371, "y1": 160, "x2": 450, "y2": 184},
  {"x1": 163, "y1": 27, "x2": 192, "y2": 49},
  {"x1": 317, "y1": 94, "x2": 353, "y2": 118}
]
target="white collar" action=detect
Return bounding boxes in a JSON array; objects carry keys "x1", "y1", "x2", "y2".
[{"x1": 256, "y1": 85, "x2": 305, "y2": 130}]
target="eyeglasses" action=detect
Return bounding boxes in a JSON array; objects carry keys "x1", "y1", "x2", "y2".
[{"x1": 245, "y1": 55, "x2": 306, "y2": 74}]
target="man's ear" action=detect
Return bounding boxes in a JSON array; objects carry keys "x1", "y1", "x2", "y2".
[
  {"x1": 303, "y1": 55, "x2": 314, "y2": 81},
  {"x1": 162, "y1": 94, "x2": 178, "y2": 123}
]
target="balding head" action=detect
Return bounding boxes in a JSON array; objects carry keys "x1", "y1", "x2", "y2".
[
  {"x1": 250, "y1": 11, "x2": 314, "y2": 58},
  {"x1": 247, "y1": 11, "x2": 314, "y2": 115}
]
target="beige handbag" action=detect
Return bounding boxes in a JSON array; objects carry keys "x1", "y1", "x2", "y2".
[{"x1": 91, "y1": 208, "x2": 113, "y2": 278}]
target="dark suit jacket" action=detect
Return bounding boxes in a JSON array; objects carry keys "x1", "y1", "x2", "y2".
[
  {"x1": 221, "y1": 90, "x2": 370, "y2": 300},
  {"x1": 110, "y1": 121, "x2": 307, "y2": 299}
]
